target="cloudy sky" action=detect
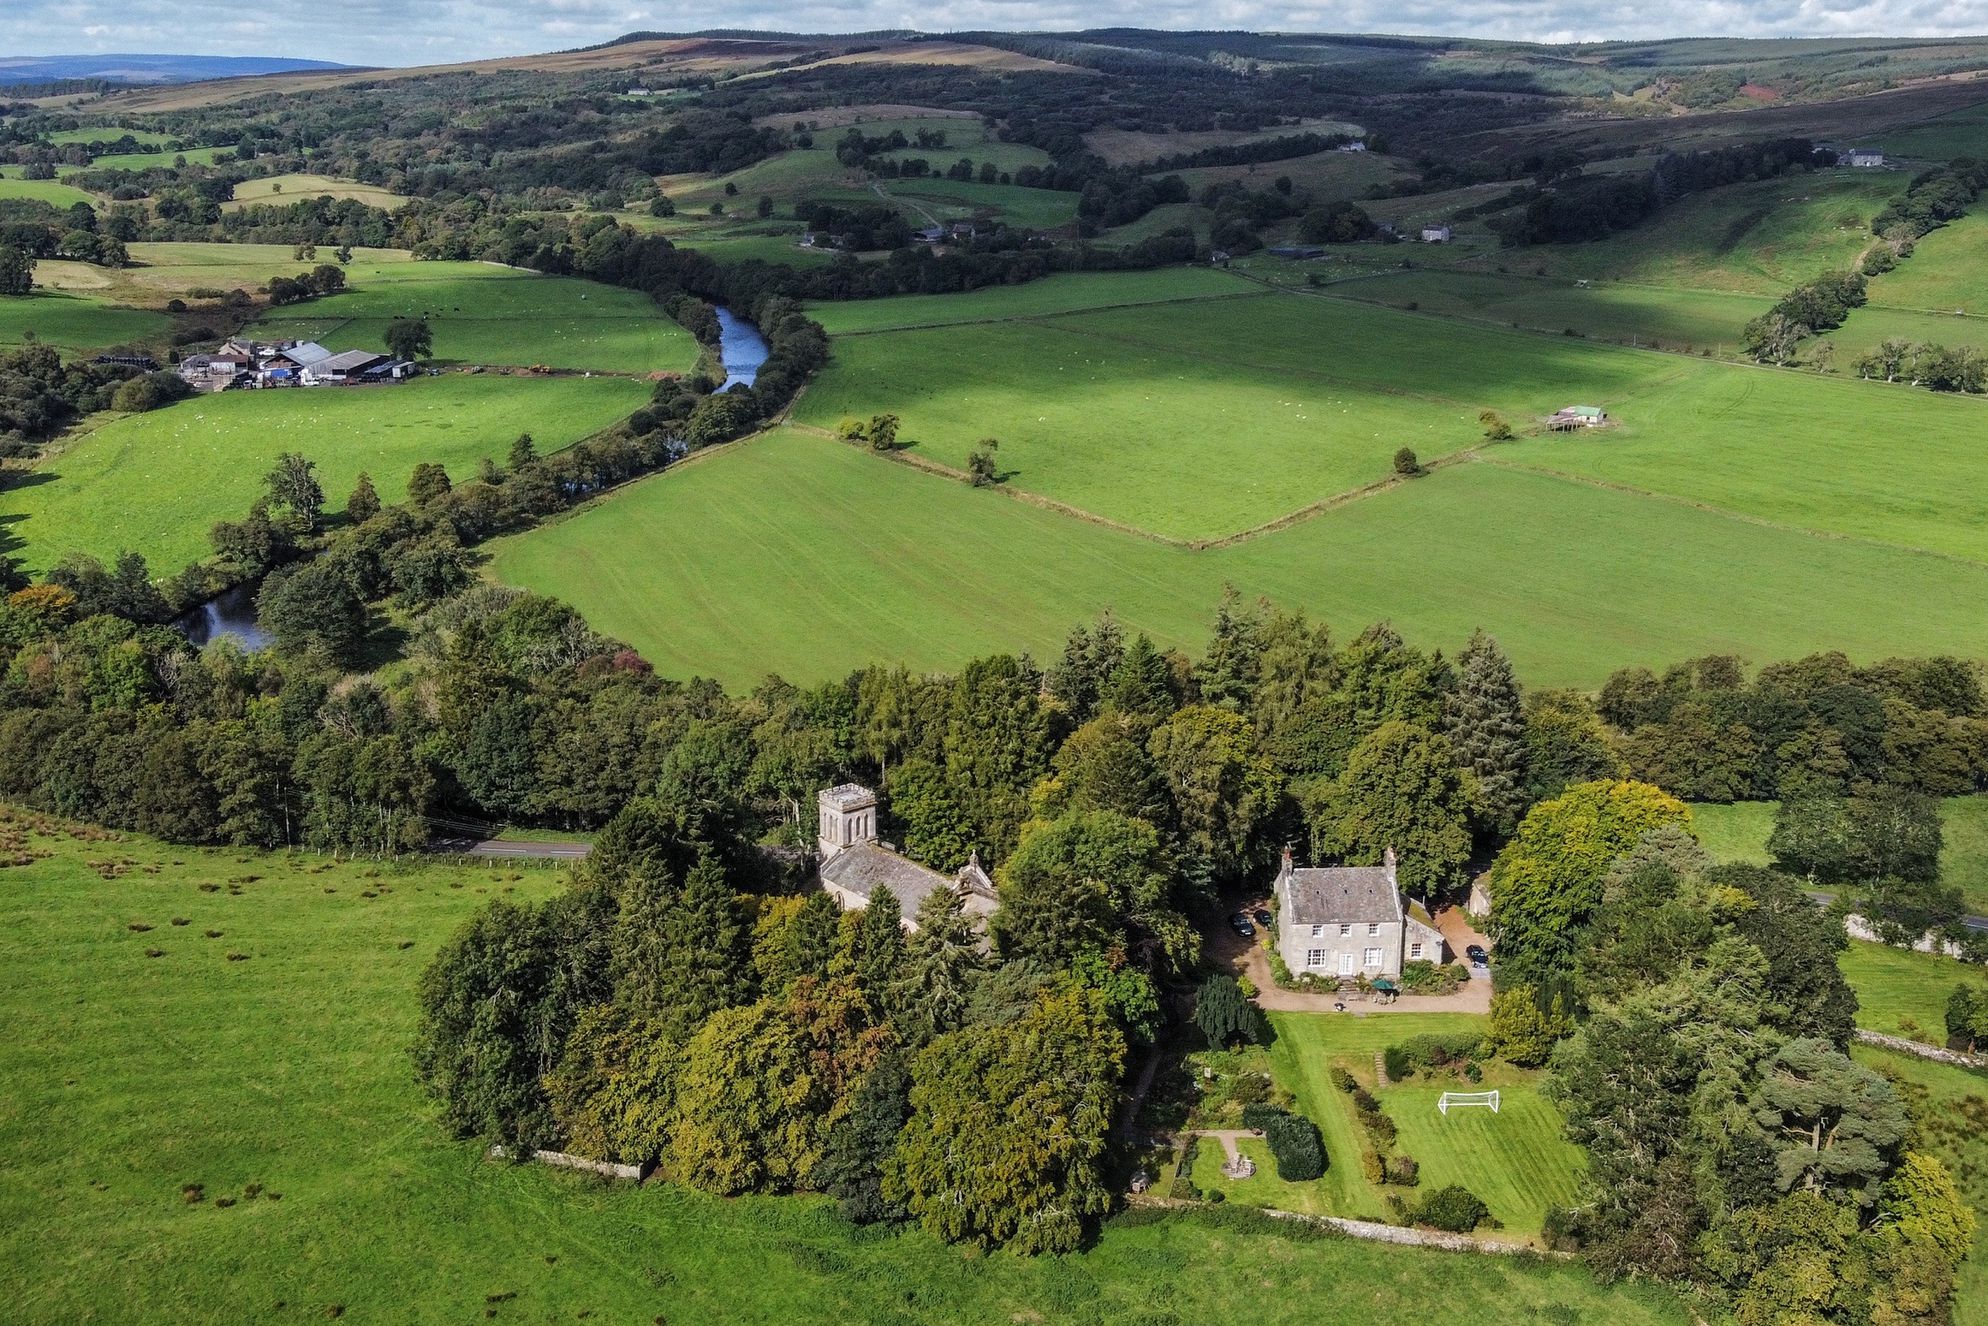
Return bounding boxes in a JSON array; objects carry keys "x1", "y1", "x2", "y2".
[{"x1": 8, "y1": 0, "x2": 1988, "y2": 67}]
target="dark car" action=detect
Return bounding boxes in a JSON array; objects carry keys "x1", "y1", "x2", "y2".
[
  {"x1": 1228, "y1": 912, "x2": 1256, "y2": 938},
  {"x1": 1466, "y1": 944, "x2": 1490, "y2": 967},
  {"x1": 1251, "y1": 908, "x2": 1273, "y2": 928}
]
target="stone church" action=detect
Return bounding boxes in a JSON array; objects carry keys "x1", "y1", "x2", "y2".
[{"x1": 815, "y1": 783, "x2": 999, "y2": 931}]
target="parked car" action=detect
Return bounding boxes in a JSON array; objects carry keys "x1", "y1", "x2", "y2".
[
  {"x1": 1251, "y1": 908, "x2": 1273, "y2": 928},
  {"x1": 1228, "y1": 912, "x2": 1256, "y2": 938},
  {"x1": 1466, "y1": 944, "x2": 1490, "y2": 967}
]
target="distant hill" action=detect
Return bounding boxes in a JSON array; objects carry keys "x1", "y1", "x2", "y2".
[{"x1": 0, "y1": 54, "x2": 358, "y2": 86}]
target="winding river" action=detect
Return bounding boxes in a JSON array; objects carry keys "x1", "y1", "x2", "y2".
[{"x1": 715, "y1": 306, "x2": 770, "y2": 391}]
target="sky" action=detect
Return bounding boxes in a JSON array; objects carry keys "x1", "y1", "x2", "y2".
[{"x1": 6, "y1": 0, "x2": 1988, "y2": 68}]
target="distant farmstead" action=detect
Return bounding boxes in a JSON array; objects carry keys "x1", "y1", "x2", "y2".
[
  {"x1": 815, "y1": 784, "x2": 999, "y2": 931},
  {"x1": 179, "y1": 337, "x2": 415, "y2": 392},
  {"x1": 1420, "y1": 225, "x2": 1453, "y2": 243},
  {"x1": 1845, "y1": 148, "x2": 1886, "y2": 168}
]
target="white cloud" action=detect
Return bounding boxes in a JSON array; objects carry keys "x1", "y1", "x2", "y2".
[{"x1": 5, "y1": 0, "x2": 1988, "y2": 65}]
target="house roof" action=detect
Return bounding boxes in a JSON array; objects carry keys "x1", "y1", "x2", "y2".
[
  {"x1": 820, "y1": 841, "x2": 997, "y2": 919},
  {"x1": 1281, "y1": 865, "x2": 1402, "y2": 927}
]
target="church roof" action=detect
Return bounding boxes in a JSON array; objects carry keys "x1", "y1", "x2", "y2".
[
  {"x1": 1281, "y1": 866, "x2": 1401, "y2": 927},
  {"x1": 819, "y1": 842, "x2": 996, "y2": 919}
]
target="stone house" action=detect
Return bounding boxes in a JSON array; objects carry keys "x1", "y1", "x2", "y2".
[
  {"x1": 815, "y1": 783, "x2": 998, "y2": 931},
  {"x1": 1272, "y1": 846, "x2": 1445, "y2": 981}
]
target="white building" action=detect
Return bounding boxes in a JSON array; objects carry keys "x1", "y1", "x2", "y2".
[
  {"x1": 1421, "y1": 225, "x2": 1453, "y2": 243},
  {"x1": 1845, "y1": 149, "x2": 1886, "y2": 168},
  {"x1": 1271, "y1": 847, "x2": 1445, "y2": 981}
]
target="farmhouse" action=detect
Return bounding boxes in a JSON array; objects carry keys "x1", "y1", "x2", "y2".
[
  {"x1": 1337, "y1": 139, "x2": 1368, "y2": 152},
  {"x1": 1550, "y1": 404, "x2": 1608, "y2": 430},
  {"x1": 1420, "y1": 225, "x2": 1453, "y2": 243},
  {"x1": 1271, "y1": 846, "x2": 1445, "y2": 981},
  {"x1": 1845, "y1": 148, "x2": 1886, "y2": 168},
  {"x1": 815, "y1": 783, "x2": 999, "y2": 931},
  {"x1": 176, "y1": 351, "x2": 252, "y2": 392}
]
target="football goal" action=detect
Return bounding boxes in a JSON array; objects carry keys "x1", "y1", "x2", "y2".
[{"x1": 1437, "y1": 1090, "x2": 1500, "y2": 1116}]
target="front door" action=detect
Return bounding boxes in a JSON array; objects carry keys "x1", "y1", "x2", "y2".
[{"x1": 1338, "y1": 952, "x2": 1354, "y2": 977}]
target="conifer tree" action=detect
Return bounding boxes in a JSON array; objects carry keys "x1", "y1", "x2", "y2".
[
  {"x1": 648, "y1": 852, "x2": 751, "y2": 1037},
  {"x1": 840, "y1": 885, "x2": 907, "y2": 1017},
  {"x1": 1101, "y1": 633, "x2": 1175, "y2": 721},
  {"x1": 345, "y1": 471, "x2": 381, "y2": 525},
  {"x1": 899, "y1": 885, "x2": 983, "y2": 1044},
  {"x1": 1193, "y1": 590, "x2": 1264, "y2": 712},
  {"x1": 1444, "y1": 630, "x2": 1530, "y2": 836}
]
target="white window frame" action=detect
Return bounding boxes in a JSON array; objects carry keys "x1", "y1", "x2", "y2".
[
  {"x1": 1363, "y1": 947, "x2": 1382, "y2": 968},
  {"x1": 1410, "y1": 942, "x2": 1423, "y2": 960},
  {"x1": 1305, "y1": 949, "x2": 1326, "y2": 968},
  {"x1": 1338, "y1": 923, "x2": 1351, "y2": 937},
  {"x1": 1310, "y1": 924, "x2": 1323, "y2": 938},
  {"x1": 1368, "y1": 922, "x2": 1380, "y2": 937}
]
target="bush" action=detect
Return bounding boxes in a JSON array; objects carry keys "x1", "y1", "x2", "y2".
[
  {"x1": 1392, "y1": 447, "x2": 1421, "y2": 477},
  {"x1": 1240, "y1": 1102, "x2": 1284, "y2": 1133},
  {"x1": 1329, "y1": 1066, "x2": 1358, "y2": 1093},
  {"x1": 1416, "y1": 1185, "x2": 1490, "y2": 1233},
  {"x1": 1361, "y1": 1150, "x2": 1386, "y2": 1184},
  {"x1": 1350, "y1": 1085, "x2": 1379, "y2": 1114},
  {"x1": 1383, "y1": 1045, "x2": 1413, "y2": 1081},
  {"x1": 1386, "y1": 1153, "x2": 1420, "y2": 1187},
  {"x1": 1541, "y1": 1205, "x2": 1581, "y2": 1252},
  {"x1": 1263, "y1": 1113, "x2": 1326, "y2": 1181},
  {"x1": 1169, "y1": 1136, "x2": 1203, "y2": 1200}
]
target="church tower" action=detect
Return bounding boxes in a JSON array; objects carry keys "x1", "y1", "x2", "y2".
[{"x1": 817, "y1": 784, "x2": 878, "y2": 862}]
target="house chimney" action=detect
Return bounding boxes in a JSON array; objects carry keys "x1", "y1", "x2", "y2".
[
  {"x1": 1280, "y1": 844, "x2": 1294, "y2": 874},
  {"x1": 1383, "y1": 845, "x2": 1398, "y2": 874}
]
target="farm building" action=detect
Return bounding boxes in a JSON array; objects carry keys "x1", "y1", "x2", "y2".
[
  {"x1": 815, "y1": 783, "x2": 998, "y2": 932},
  {"x1": 1268, "y1": 244, "x2": 1326, "y2": 259},
  {"x1": 302, "y1": 350, "x2": 415, "y2": 386},
  {"x1": 1337, "y1": 139, "x2": 1368, "y2": 152},
  {"x1": 1271, "y1": 846, "x2": 1446, "y2": 981},
  {"x1": 1845, "y1": 148, "x2": 1886, "y2": 168},
  {"x1": 1420, "y1": 225, "x2": 1453, "y2": 243},
  {"x1": 1550, "y1": 405, "x2": 1608, "y2": 430}
]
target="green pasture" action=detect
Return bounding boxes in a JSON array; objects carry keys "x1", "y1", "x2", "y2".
[
  {"x1": 661, "y1": 149, "x2": 868, "y2": 210},
  {"x1": 1326, "y1": 270, "x2": 1773, "y2": 352},
  {"x1": 0, "y1": 813, "x2": 1697, "y2": 1325},
  {"x1": 1864, "y1": 210, "x2": 1988, "y2": 315},
  {"x1": 1096, "y1": 202, "x2": 1212, "y2": 246},
  {"x1": 885, "y1": 178, "x2": 1081, "y2": 230},
  {"x1": 1876, "y1": 100, "x2": 1988, "y2": 160},
  {"x1": 806, "y1": 267, "x2": 1259, "y2": 334},
  {"x1": 487, "y1": 427, "x2": 1988, "y2": 691},
  {"x1": 7, "y1": 374, "x2": 649, "y2": 573},
  {"x1": 37, "y1": 243, "x2": 417, "y2": 308},
  {"x1": 44, "y1": 126, "x2": 174, "y2": 147},
  {"x1": 1691, "y1": 797, "x2": 1988, "y2": 915},
  {"x1": 0, "y1": 176, "x2": 99, "y2": 208},
  {"x1": 0, "y1": 289, "x2": 172, "y2": 352},
  {"x1": 1821, "y1": 305, "x2": 1988, "y2": 364},
  {"x1": 252, "y1": 263, "x2": 696, "y2": 372},
  {"x1": 799, "y1": 293, "x2": 1667, "y2": 540},
  {"x1": 79, "y1": 145, "x2": 224, "y2": 172},
  {"x1": 222, "y1": 173, "x2": 409, "y2": 209},
  {"x1": 1850, "y1": 1045, "x2": 1988, "y2": 1325},
  {"x1": 1840, "y1": 940, "x2": 1988, "y2": 1042},
  {"x1": 863, "y1": 115, "x2": 1054, "y2": 174},
  {"x1": 1497, "y1": 171, "x2": 1899, "y2": 294},
  {"x1": 1164, "y1": 148, "x2": 1409, "y2": 199},
  {"x1": 1493, "y1": 359, "x2": 1988, "y2": 565}
]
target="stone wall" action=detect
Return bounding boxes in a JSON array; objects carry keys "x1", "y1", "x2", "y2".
[
  {"x1": 486, "y1": 1144, "x2": 651, "y2": 1182},
  {"x1": 1854, "y1": 1028, "x2": 1987, "y2": 1070}
]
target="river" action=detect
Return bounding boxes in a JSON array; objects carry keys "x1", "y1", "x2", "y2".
[
  {"x1": 175, "y1": 581, "x2": 272, "y2": 651},
  {"x1": 715, "y1": 306, "x2": 769, "y2": 391}
]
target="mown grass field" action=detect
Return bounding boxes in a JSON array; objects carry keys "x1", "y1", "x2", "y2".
[
  {"x1": 223, "y1": 173, "x2": 411, "y2": 209},
  {"x1": 807, "y1": 268, "x2": 1258, "y2": 334},
  {"x1": 44, "y1": 126, "x2": 176, "y2": 147},
  {"x1": 1255, "y1": 1011, "x2": 1583, "y2": 1238},
  {"x1": 1865, "y1": 210, "x2": 1988, "y2": 314},
  {"x1": 36, "y1": 243, "x2": 417, "y2": 309},
  {"x1": 78, "y1": 145, "x2": 225, "y2": 172},
  {"x1": 1327, "y1": 270, "x2": 1774, "y2": 352},
  {"x1": 8, "y1": 374, "x2": 648, "y2": 573},
  {"x1": 1692, "y1": 798, "x2": 1988, "y2": 914},
  {"x1": 0, "y1": 812, "x2": 1697, "y2": 1326},
  {"x1": 487, "y1": 426, "x2": 1988, "y2": 689},
  {"x1": 252, "y1": 263, "x2": 696, "y2": 372},
  {"x1": 0, "y1": 289, "x2": 172, "y2": 352},
  {"x1": 885, "y1": 177, "x2": 1081, "y2": 230},
  {"x1": 1840, "y1": 940, "x2": 1988, "y2": 1042},
  {"x1": 0, "y1": 175, "x2": 99, "y2": 208}
]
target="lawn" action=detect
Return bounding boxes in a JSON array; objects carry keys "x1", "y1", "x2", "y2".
[
  {"x1": 222, "y1": 173, "x2": 413, "y2": 210},
  {"x1": 1862, "y1": 209, "x2": 1988, "y2": 315},
  {"x1": 1690, "y1": 797, "x2": 1988, "y2": 915},
  {"x1": 0, "y1": 810, "x2": 1699, "y2": 1325},
  {"x1": 486, "y1": 426, "x2": 1988, "y2": 690},
  {"x1": 8, "y1": 374, "x2": 649, "y2": 573},
  {"x1": 1839, "y1": 939, "x2": 1988, "y2": 1042},
  {"x1": 807, "y1": 267, "x2": 1261, "y2": 334},
  {"x1": 0, "y1": 289, "x2": 172, "y2": 352},
  {"x1": 1258, "y1": 1010, "x2": 1584, "y2": 1239},
  {"x1": 1326, "y1": 269, "x2": 1775, "y2": 353},
  {"x1": 252, "y1": 263, "x2": 696, "y2": 373}
]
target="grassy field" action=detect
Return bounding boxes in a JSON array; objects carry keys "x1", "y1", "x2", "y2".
[
  {"x1": 1084, "y1": 119, "x2": 1366, "y2": 167},
  {"x1": 1851, "y1": 1045, "x2": 1988, "y2": 1326},
  {"x1": 79, "y1": 145, "x2": 225, "y2": 172},
  {"x1": 488, "y1": 425, "x2": 1988, "y2": 689},
  {"x1": 252, "y1": 263, "x2": 696, "y2": 372},
  {"x1": 0, "y1": 289, "x2": 172, "y2": 352},
  {"x1": 0, "y1": 811, "x2": 1698, "y2": 1325},
  {"x1": 1692, "y1": 798, "x2": 1988, "y2": 914},
  {"x1": 44, "y1": 126, "x2": 176, "y2": 147},
  {"x1": 223, "y1": 173, "x2": 411, "y2": 210},
  {"x1": 1840, "y1": 940, "x2": 1988, "y2": 1042},
  {"x1": 1326, "y1": 270, "x2": 1774, "y2": 353},
  {"x1": 8, "y1": 375, "x2": 649, "y2": 573},
  {"x1": 1876, "y1": 100, "x2": 1988, "y2": 159},
  {"x1": 807, "y1": 267, "x2": 1260, "y2": 334},
  {"x1": 36, "y1": 243, "x2": 417, "y2": 309},
  {"x1": 1487, "y1": 171, "x2": 1899, "y2": 294},
  {"x1": 884, "y1": 178, "x2": 1081, "y2": 231},
  {"x1": 1865, "y1": 210, "x2": 1988, "y2": 314},
  {"x1": 1253, "y1": 1011, "x2": 1583, "y2": 1238},
  {"x1": 1164, "y1": 148, "x2": 1409, "y2": 199},
  {"x1": 0, "y1": 176, "x2": 100, "y2": 208}
]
